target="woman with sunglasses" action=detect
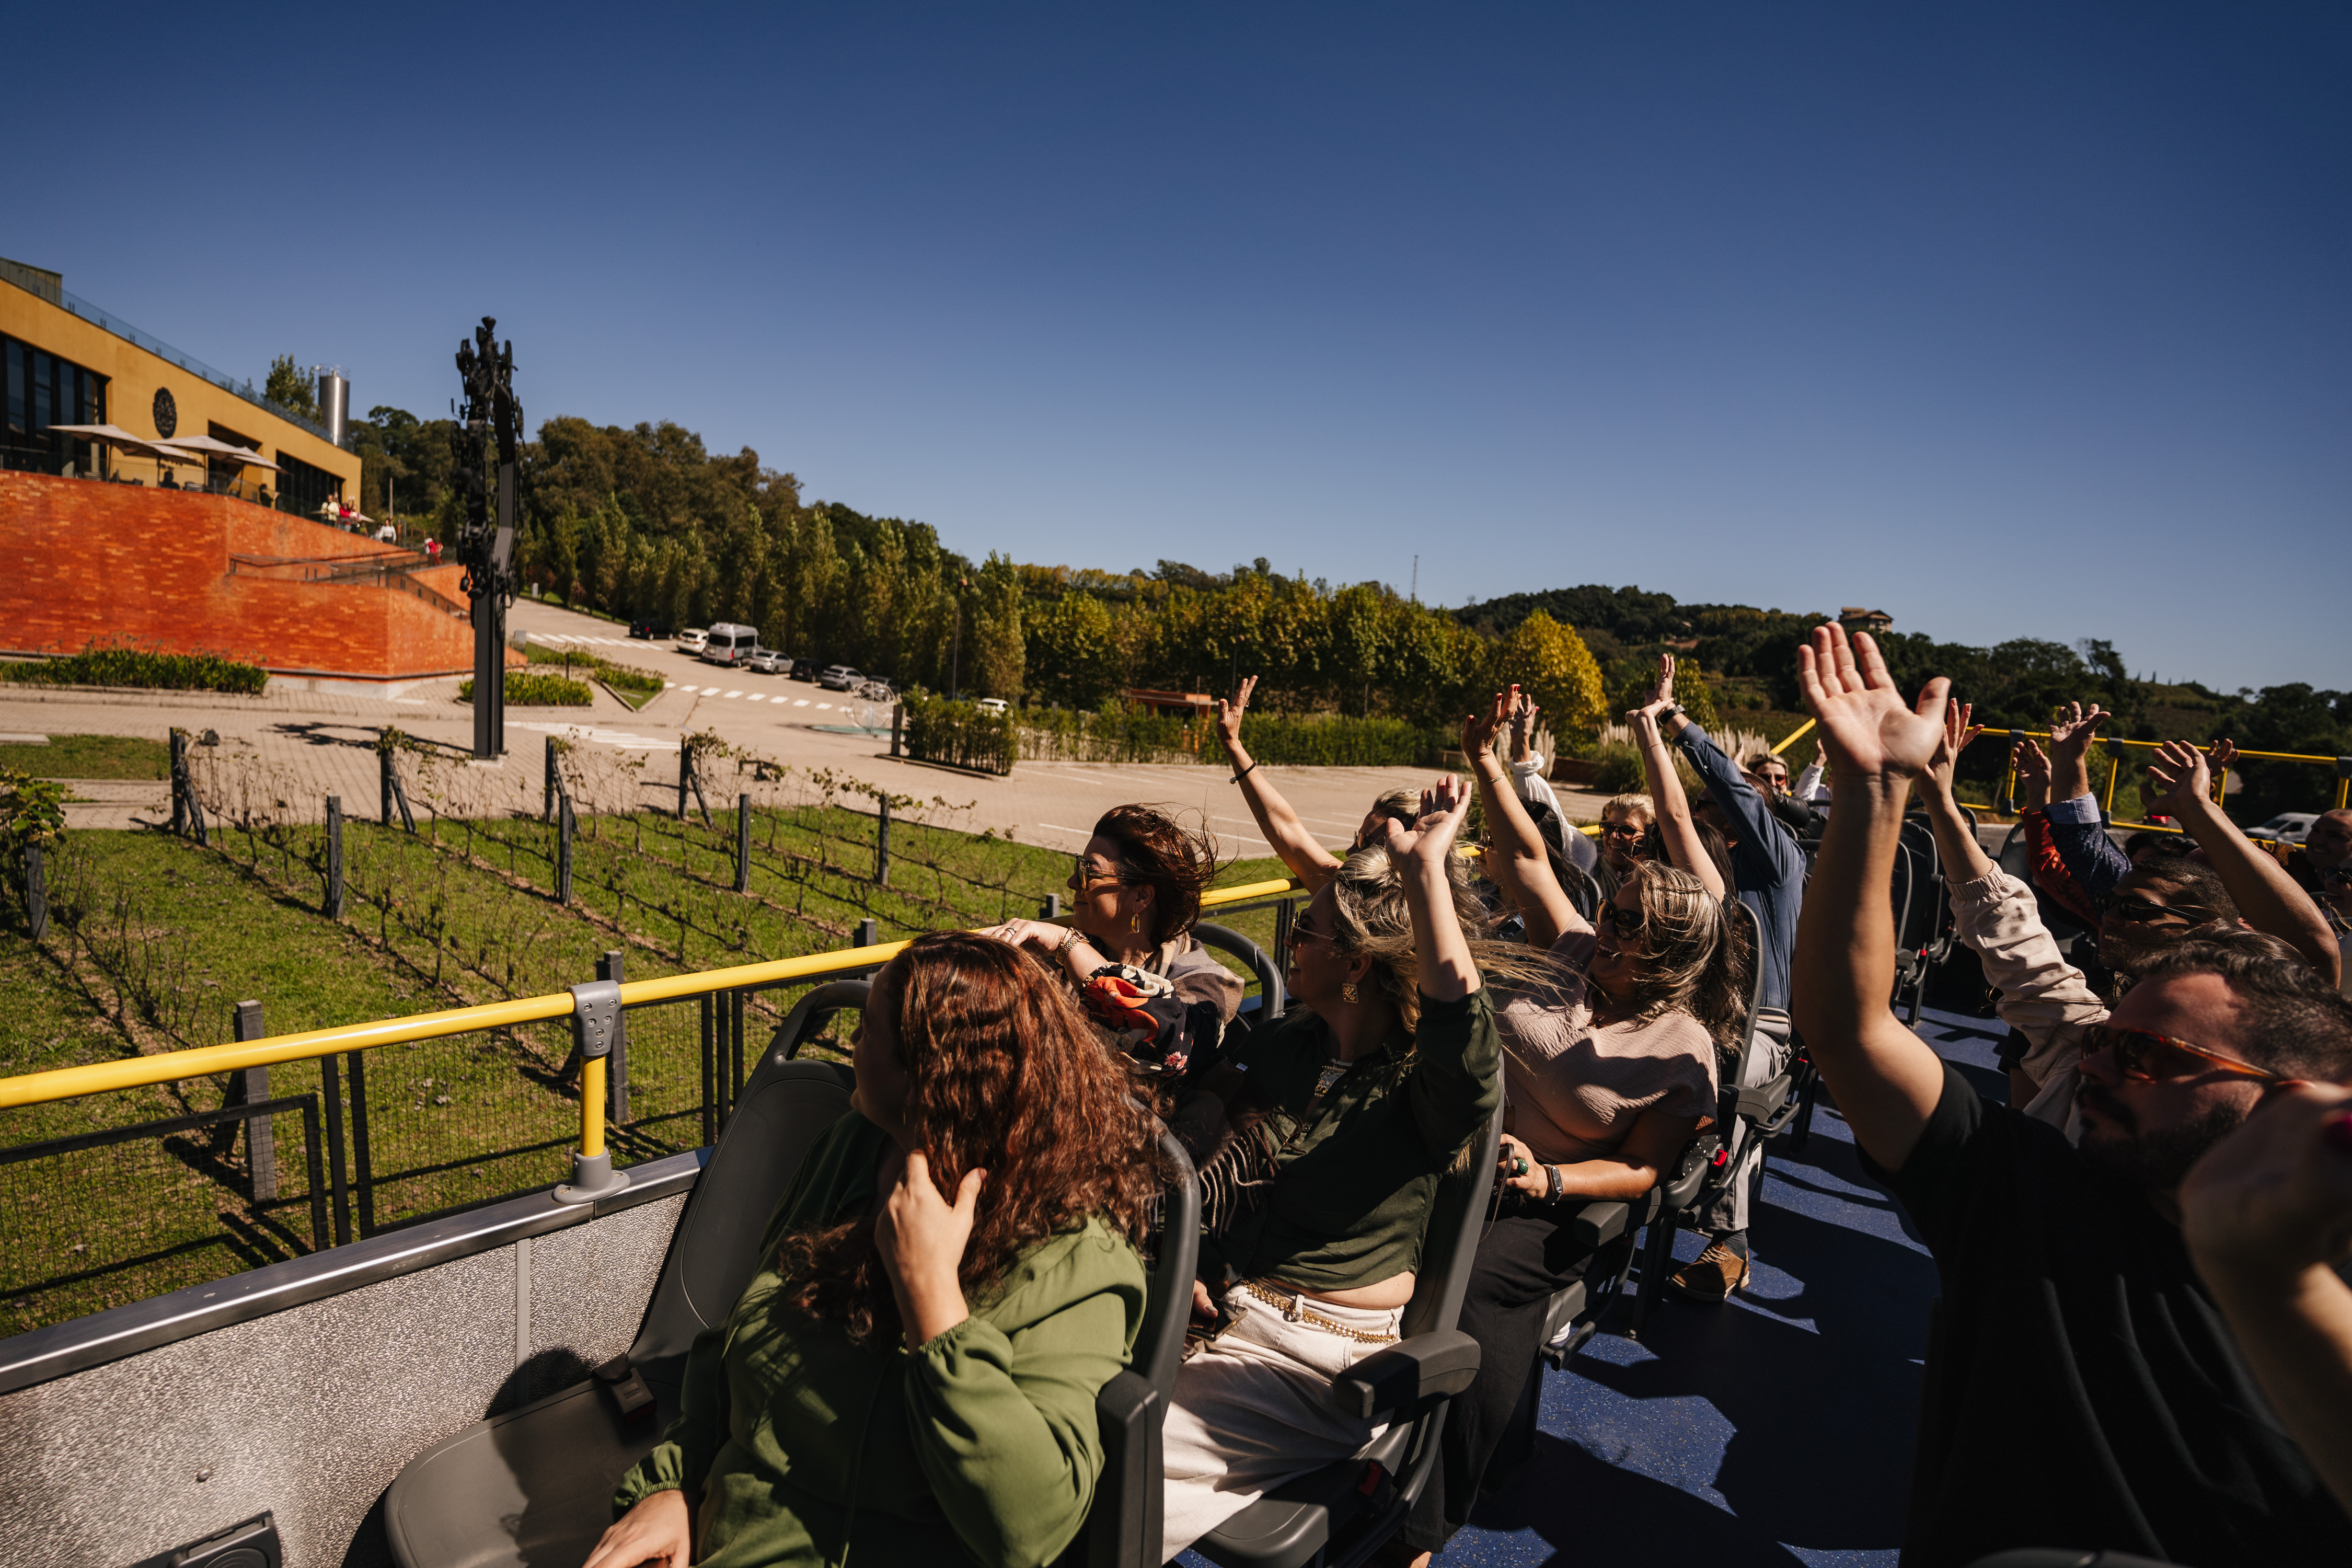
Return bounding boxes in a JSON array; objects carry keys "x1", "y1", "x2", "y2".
[
  {"x1": 1398, "y1": 699, "x2": 1753, "y2": 1565},
  {"x1": 1160, "y1": 775, "x2": 1543, "y2": 1561},
  {"x1": 984, "y1": 805, "x2": 1241, "y2": 1083}
]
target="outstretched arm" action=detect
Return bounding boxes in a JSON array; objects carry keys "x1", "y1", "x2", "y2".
[
  {"x1": 2148, "y1": 741, "x2": 2342, "y2": 984},
  {"x1": 1790, "y1": 626, "x2": 1954, "y2": 1173},
  {"x1": 1383, "y1": 775, "x2": 1481, "y2": 1001},
  {"x1": 1215, "y1": 675, "x2": 1343, "y2": 891},
  {"x1": 2182, "y1": 1083, "x2": 2352, "y2": 1518},
  {"x1": 1631, "y1": 654, "x2": 1727, "y2": 900},
  {"x1": 1915, "y1": 701, "x2": 1992, "y2": 885},
  {"x1": 1464, "y1": 690, "x2": 1580, "y2": 948}
]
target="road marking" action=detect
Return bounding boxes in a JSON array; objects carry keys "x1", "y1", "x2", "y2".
[
  {"x1": 1037, "y1": 823, "x2": 1094, "y2": 836},
  {"x1": 723, "y1": 690, "x2": 742, "y2": 699},
  {"x1": 814, "y1": 702, "x2": 831, "y2": 710},
  {"x1": 792, "y1": 699, "x2": 811, "y2": 707}
]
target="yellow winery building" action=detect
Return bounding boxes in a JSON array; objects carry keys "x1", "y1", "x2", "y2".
[{"x1": 2, "y1": 255, "x2": 358, "y2": 514}]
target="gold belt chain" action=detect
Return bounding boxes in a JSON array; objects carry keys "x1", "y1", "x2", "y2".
[{"x1": 1235, "y1": 1280, "x2": 1401, "y2": 1345}]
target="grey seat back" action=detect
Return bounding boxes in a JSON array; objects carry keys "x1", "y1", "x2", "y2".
[
  {"x1": 1194, "y1": 921, "x2": 1285, "y2": 1021},
  {"x1": 631, "y1": 980, "x2": 869, "y2": 1365},
  {"x1": 1404, "y1": 1093, "x2": 1506, "y2": 1340}
]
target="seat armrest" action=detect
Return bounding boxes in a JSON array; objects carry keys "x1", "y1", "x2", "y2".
[
  {"x1": 1570, "y1": 1202, "x2": 1630, "y2": 1248},
  {"x1": 1330, "y1": 1330, "x2": 1480, "y2": 1423},
  {"x1": 1661, "y1": 1133, "x2": 1720, "y2": 1208},
  {"x1": 1732, "y1": 1073, "x2": 1796, "y2": 1124}
]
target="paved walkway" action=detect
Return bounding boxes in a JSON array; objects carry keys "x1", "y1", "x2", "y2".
[{"x1": 7, "y1": 598, "x2": 1607, "y2": 854}]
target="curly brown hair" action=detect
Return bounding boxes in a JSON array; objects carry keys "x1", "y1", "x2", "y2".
[
  {"x1": 1093, "y1": 804, "x2": 1220, "y2": 944},
  {"x1": 778, "y1": 932, "x2": 1161, "y2": 1347}
]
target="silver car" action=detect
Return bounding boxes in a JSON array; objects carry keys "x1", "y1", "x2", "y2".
[{"x1": 746, "y1": 648, "x2": 785, "y2": 675}]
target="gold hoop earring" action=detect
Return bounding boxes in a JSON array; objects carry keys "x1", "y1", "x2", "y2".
[
  {"x1": 1129, "y1": 911, "x2": 1142, "y2": 935},
  {"x1": 1341, "y1": 980, "x2": 1359, "y2": 1005}
]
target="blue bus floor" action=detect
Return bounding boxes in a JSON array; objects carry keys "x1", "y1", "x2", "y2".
[{"x1": 1433, "y1": 1008, "x2": 2011, "y2": 1568}]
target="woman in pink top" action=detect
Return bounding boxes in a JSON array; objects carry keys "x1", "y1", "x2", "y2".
[{"x1": 1399, "y1": 692, "x2": 1753, "y2": 1564}]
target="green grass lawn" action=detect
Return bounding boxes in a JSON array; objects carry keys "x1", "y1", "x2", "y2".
[
  {"x1": 0, "y1": 805, "x2": 1297, "y2": 1338},
  {"x1": 0, "y1": 734, "x2": 171, "y2": 780}
]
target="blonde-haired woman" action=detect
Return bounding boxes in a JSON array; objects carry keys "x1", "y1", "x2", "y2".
[
  {"x1": 1160, "y1": 776, "x2": 1539, "y2": 1560},
  {"x1": 1398, "y1": 699, "x2": 1752, "y2": 1563}
]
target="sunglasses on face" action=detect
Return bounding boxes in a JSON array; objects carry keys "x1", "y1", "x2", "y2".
[
  {"x1": 1601, "y1": 906, "x2": 1646, "y2": 942},
  {"x1": 1071, "y1": 856, "x2": 1125, "y2": 889},
  {"x1": 2095, "y1": 891, "x2": 2206, "y2": 926},
  {"x1": 2078, "y1": 1024, "x2": 2282, "y2": 1084},
  {"x1": 1599, "y1": 823, "x2": 1645, "y2": 842}
]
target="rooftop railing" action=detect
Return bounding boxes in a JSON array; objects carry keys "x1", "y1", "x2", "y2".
[{"x1": 53, "y1": 289, "x2": 343, "y2": 448}]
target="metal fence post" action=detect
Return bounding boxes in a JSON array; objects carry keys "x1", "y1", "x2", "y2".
[
  {"x1": 230, "y1": 1000, "x2": 275, "y2": 1203},
  {"x1": 856, "y1": 917, "x2": 878, "y2": 950},
  {"x1": 555, "y1": 977, "x2": 629, "y2": 1204},
  {"x1": 22, "y1": 839, "x2": 45, "y2": 941},
  {"x1": 319, "y1": 1053, "x2": 352, "y2": 1246},
  {"x1": 700, "y1": 993, "x2": 718, "y2": 1143},
  {"x1": 1040, "y1": 893, "x2": 1060, "y2": 920},
  {"x1": 544, "y1": 736, "x2": 559, "y2": 822},
  {"x1": 381, "y1": 746, "x2": 395, "y2": 827},
  {"x1": 736, "y1": 793, "x2": 752, "y2": 893},
  {"x1": 875, "y1": 795, "x2": 890, "y2": 887},
  {"x1": 891, "y1": 702, "x2": 903, "y2": 758},
  {"x1": 598, "y1": 949, "x2": 628, "y2": 1127},
  {"x1": 348, "y1": 1050, "x2": 375, "y2": 1237},
  {"x1": 678, "y1": 740, "x2": 693, "y2": 821},
  {"x1": 169, "y1": 729, "x2": 188, "y2": 834},
  {"x1": 324, "y1": 796, "x2": 344, "y2": 918},
  {"x1": 730, "y1": 989, "x2": 746, "y2": 1106},
  {"x1": 557, "y1": 790, "x2": 575, "y2": 904}
]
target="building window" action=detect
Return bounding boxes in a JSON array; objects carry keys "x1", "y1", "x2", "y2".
[
  {"x1": 0, "y1": 333, "x2": 106, "y2": 475},
  {"x1": 278, "y1": 448, "x2": 341, "y2": 518}
]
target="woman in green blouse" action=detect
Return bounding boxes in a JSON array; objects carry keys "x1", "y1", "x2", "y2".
[
  {"x1": 586, "y1": 932, "x2": 1159, "y2": 1568},
  {"x1": 1163, "y1": 775, "x2": 1538, "y2": 1560}
]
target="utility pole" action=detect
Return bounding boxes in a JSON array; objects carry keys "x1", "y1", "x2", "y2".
[
  {"x1": 1411, "y1": 554, "x2": 1418, "y2": 604},
  {"x1": 451, "y1": 318, "x2": 522, "y2": 761}
]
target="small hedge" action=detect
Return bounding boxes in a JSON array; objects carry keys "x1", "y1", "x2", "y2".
[
  {"x1": 459, "y1": 671, "x2": 594, "y2": 707},
  {"x1": 1232, "y1": 714, "x2": 1432, "y2": 768},
  {"x1": 902, "y1": 693, "x2": 1017, "y2": 775},
  {"x1": 523, "y1": 642, "x2": 663, "y2": 696},
  {"x1": 0, "y1": 644, "x2": 268, "y2": 695},
  {"x1": 1019, "y1": 706, "x2": 1434, "y2": 768}
]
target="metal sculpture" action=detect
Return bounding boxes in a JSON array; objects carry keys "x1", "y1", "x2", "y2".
[{"x1": 451, "y1": 318, "x2": 522, "y2": 759}]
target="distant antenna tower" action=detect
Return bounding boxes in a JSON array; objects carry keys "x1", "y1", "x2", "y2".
[{"x1": 1411, "y1": 554, "x2": 1419, "y2": 603}]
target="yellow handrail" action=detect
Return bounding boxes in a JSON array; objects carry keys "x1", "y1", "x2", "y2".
[
  {"x1": 1769, "y1": 718, "x2": 1816, "y2": 756},
  {"x1": 0, "y1": 876, "x2": 1306, "y2": 1114}
]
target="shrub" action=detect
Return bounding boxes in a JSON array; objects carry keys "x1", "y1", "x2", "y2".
[
  {"x1": 902, "y1": 693, "x2": 1017, "y2": 775},
  {"x1": 0, "y1": 643, "x2": 268, "y2": 695},
  {"x1": 523, "y1": 642, "x2": 662, "y2": 696},
  {"x1": 1235, "y1": 714, "x2": 1434, "y2": 768},
  {"x1": 459, "y1": 672, "x2": 593, "y2": 707}
]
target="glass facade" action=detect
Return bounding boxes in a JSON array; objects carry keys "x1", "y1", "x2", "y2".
[
  {"x1": 2, "y1": 334, "x2": 107, "y2": 474},
  {"x1": 276, "y1": 448, "x2": 341, "y2": 517}
]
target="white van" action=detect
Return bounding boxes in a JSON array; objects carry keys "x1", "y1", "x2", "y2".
[{"x1": 700, "y1": 623, "x2": 762, "y2": 666}]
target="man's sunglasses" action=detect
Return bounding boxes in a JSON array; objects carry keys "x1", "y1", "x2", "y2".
[
  {"x1": 2078, "y1": 1024, "x2": 2283, "y2": 1084},
  {"x1": 2094, "y1": 891, "x2": 2208, "y2": 926},
  {"x1": 1599, "y1": 823, "x2": 1645, "y2": 841}
]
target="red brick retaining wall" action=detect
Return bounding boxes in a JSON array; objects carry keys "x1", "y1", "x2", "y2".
[{"x1": 0, "y1": 474, "x2": 516, "y2": 681}]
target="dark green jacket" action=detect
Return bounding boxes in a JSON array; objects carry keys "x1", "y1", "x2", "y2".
[
  {"x1": 613, "y1": 1112, "x2": 1148, "y2": 1568},
  {"x1": 1205, "y1": 988, "x2": 1498, "y2": 1294}
]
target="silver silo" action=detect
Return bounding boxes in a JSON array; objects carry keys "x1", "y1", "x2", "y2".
[{"x1": 317, "y1": 368, "x2": 350, "y2": 446}]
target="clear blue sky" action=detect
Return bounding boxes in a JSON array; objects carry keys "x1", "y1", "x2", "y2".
[{"x1": 13, "y1": 3, "x2": 2348, "y2": 691}]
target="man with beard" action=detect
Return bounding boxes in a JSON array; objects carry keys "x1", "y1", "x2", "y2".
[
  {"x1": 1905, "y1": 710, "x2": 2339, "y2": 1131},
  {"x1": 1794, "y1": 623, "x2": 2352, "y2": 1566}
]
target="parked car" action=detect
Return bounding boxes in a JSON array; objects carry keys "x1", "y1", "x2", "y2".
[
  {"x1": 629, "y1": 618, "x2": 674, "y2": 640},
  {"x1": 817, "y1": 664, "x2": 862, "y2": 691},
  {"x1": 746, "y1": 648, "x2": 785, "y2": 675},
  {"x1": 676, "y1": 628, "x2": 709, "y2": 654},
  {"x1": 974, "y1": 697, "x2": 1009, "y2": 714},
  {"x1": 700, "y1": 622, "x2": 761, "y2": 666},
  {"x1": 789, "y1": 658, "x2": 820, "y2": 682},
  {"x1": 2246, "y1": 812, "x2": 2319, "y2": 845}
]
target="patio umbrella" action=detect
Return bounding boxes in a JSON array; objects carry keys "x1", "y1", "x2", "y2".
[
  {"x1": 152, "y1": 433, "x2": 280, "y2": 471},
  {"x1": 42, "y1": 423, "x2": 180, "y2": 467}
]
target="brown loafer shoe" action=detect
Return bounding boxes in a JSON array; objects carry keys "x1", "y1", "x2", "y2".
[{"x1": 1666, "y1": 1242, "x2": 1751, "y2": 1302}]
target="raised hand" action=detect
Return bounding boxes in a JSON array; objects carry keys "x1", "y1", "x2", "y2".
[
  {"x1": 1652, "y1": 651, "x2": 1677, "y2": 710},
  {"x1": 1384, "y1": 773, "x2": 1473, "y2": 868},
  {"x1": 874, "y1": 1147, "x2": 986, "y2": 1347},
  {"x1": 1796, "y1": 625, "x2": 1950, "y2": 781},
  {"x1": 2010, "y1": 737, "x2": 2054, "y2": 812},
  {"x1": 2048, "y1": 702, "x2": 2111, "y2": 765},
  {"x1": 1214, "y1": 675, "x2": 1259, "y2": 754},
  {"x1": 2145, "y1": 740, "x2": 2217, "y2": 821},
  {"x1": 1461, "y1": 687, "x2": 1513, "y2": 764},
  {"x1": 1509, "y1": 689, "x2": 1541, "y2": 765},
  {"x1": 1924, "y1": 700, "x2": 1981, "y2": 795},
  {"x1": 2183, "y1": 1083, "x2": 2352, "y2": 1283}
]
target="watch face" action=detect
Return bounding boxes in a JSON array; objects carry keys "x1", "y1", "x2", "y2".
[{"x1": 153, "y1": 388, "x2": 178, "y2": 439}]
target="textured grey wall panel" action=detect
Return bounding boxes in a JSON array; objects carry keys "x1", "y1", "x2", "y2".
[{"x1": 0, "y1": 1194, "x2": 685, "y2": 1568}]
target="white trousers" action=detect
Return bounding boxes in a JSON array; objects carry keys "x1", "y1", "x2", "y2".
[{"x1": 1159, "y1": 1286, "x2": 1403, "y2": 1562}]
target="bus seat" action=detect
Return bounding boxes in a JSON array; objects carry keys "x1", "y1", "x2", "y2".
[{"x1": 1191, "y1": 1095, "x2": 1503, "y2": 1568}]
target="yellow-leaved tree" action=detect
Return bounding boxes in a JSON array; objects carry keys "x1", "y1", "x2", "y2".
[{"x1": 1488, "y1": 609, "x2": 1607, "y2": 739}]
